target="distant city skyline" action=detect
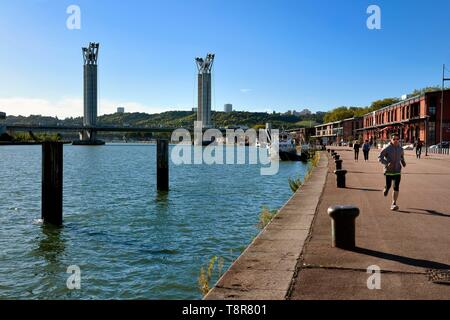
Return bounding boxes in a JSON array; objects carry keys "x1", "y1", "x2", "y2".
[{"x1": 0, "y1": 0, "x2": 449, "y2": 118}]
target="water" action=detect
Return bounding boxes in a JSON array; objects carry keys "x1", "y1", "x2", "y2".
[{"x1": 0, "y1": 144, "x2": 309, "y2": 299}]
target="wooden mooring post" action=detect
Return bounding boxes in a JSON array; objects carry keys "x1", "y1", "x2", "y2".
[
  {"x1": 157, "y1": 139, "x2": 169, "y2": 191},
  {"x1": 41, "y1": 142, "x2": 63, "y2": 226}
]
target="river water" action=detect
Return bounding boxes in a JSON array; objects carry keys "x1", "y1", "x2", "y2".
[{"x1": 0, "y1": 144, "x2": 309, "y2": 299}]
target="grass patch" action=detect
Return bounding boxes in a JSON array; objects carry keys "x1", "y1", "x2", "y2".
[
  {"x1": 288, "y1": 150, "x2": 321, "y2": 193},
  {"x1": 310, "y1": 150, "x2": 320, "y2": 167},
  {"x1": 198, "y1": 256, "x2": 225, "y2": 297},
  {"x1": 288, "y1": 176, "x2": 303, "y2": 193},
  {"x1": 258, "y1": 206, "x2": 278, "y2": 229}
]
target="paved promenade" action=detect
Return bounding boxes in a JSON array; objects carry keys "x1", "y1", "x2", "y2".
[
  {"x1": 289, "y1": 147, "x2": 450, "y2": 299},
  {"x1": 205, "y1": 147, "x2": 450, "y2": 300}
]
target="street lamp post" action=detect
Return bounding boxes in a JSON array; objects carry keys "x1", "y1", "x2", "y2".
[
  {"x1": 425, "y1": 115, "x2": 429, "y2": 157},
  {"x1": 440, "y1": 64, "x2": 450, "y2": 145}
]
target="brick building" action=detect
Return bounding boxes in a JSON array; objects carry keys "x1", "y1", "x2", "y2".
[
  {"x1": 359, "y1": 89, "x2": 450, "y2": 146},
  {"x1": 289, "y1": 127, "x2": 315, "y2": 144},
  {"x1": 313, "y1": 117, "x2": 363, "y2": 145}
]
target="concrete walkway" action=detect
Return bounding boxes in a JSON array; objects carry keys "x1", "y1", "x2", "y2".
[
  {"x1": 289, "y1": 147, "x2": 450, "y2": 299},
  {"x1": 204, "y1": 152, "x2": 329, "y2": 300}
]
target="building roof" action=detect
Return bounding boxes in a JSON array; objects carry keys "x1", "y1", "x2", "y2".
[
  {"x1": 362, "y1": 89, "x2": 450, "y2": 118},
  {"x1": 314, "y1": 117, "x2": 361, "y2": 128}
]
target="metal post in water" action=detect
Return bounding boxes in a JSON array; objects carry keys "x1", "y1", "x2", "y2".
[
  {"x1": 42, "y1": 142, "x2": 63, "y2": 226},
  {"x1": 157, "y1": 139, "x2": 169, "y2": 191}
]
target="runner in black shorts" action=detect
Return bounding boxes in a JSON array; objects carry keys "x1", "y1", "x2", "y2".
[{"x1": 378, "y1": 133, "x2": 406, "y2": 211}]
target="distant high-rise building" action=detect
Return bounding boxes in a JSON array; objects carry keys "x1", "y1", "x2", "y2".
[
  {"x1": 299, "y1": 109, "x2": 312, "y2": 116},
  {"x1": 224, "y1": 104, "x2": 233, "y2": 112},
  {"x1": 117, "y1": 107, "x2": 125, "y2": 113}
]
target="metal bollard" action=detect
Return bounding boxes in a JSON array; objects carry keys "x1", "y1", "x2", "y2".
[
  {"x1": 334, "y1": 169, "x2": 347, "y2": 188},
  {"x1": 328, "y1": 205, "x2": 360, "y2": 249},
  {"x1": 335, "y1": 159, "x2": 343, "y2": 170}
]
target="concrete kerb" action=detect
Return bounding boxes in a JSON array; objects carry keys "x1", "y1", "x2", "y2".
[{"x1": 204, "y1": 151, "x2": 329, "y2": 300}]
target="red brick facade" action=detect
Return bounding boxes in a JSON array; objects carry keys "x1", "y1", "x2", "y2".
[
  {"x1": 313, "y1": 117, "x2": 363, "y2": 145},
  {"x1": 361, "y1": 90, "x2": 450, "y2": 146}
]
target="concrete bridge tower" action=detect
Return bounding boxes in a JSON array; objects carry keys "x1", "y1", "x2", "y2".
[
  {"x1": 195, "y1": 53, "x2": 215, "y2": 128},
  {"x1": 77, "y1": 42, "x2": 104, "y2": 145}
]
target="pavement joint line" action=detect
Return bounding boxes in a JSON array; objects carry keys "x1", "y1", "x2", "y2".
[
  {"x1": 214, "y1": 285, "x2": 287, "y2": 293},
  {"x1": 300, "y1": 263, "x2": 428, "y2": 275},
  {"x1": 285, "y1": 155, "x2": 329, "y2": 299},
  {"x1": 215, "y1": 285, "x2": 250, "y2": 291}
]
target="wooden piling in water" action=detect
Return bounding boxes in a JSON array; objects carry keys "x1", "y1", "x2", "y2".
[
  {"x1": 157, "y1": 139, "x2": 169, "y2": 191},
  {"x1": 41, "y1": 142, "x2": 63, "y2": 226}
]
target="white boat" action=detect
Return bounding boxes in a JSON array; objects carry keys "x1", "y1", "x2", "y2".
[{"x1": 267, "y1": 131, "x2": 307, "y2": 161}]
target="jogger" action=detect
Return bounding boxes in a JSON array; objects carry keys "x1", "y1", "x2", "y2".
[{"x1": 378, "y1": 133, "x2": 406, "y2": 211}]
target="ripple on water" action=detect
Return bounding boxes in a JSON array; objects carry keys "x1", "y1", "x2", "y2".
[{"x1": 0, "y1": 145, "x2": 308, "y2": 299}]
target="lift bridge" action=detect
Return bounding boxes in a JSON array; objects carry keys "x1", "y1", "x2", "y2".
[{"x1": 1, "y1": 45, "x2": 225, "y2": 144}]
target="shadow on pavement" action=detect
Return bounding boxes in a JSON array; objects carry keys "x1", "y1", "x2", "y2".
[
  {"x1": 402, "y1": 173, "x2": 450, "y2": 175},
  {"x1": 351, "y1": 247, "x2": 450, "y2": 270},
  {"x1": 397, "y1": 208, "x2": 450, "y2": 218},
  {"x1": 346, "y1": 171, "x2": 380, "y2": 175},
  {"x1": 347, "y1": 171, "x2": 450, "y2": 176},
  {"x1": 345, "y1": 187, "x2": 382, "y2": 192}
]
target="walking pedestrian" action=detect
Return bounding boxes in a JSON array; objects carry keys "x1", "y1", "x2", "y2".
[
  {"x1": 353, "y1": 140, "x2": 361, "y2": 161},
  {"x1": 378, "y1": 133, "x2": 407, "y2": 211},
  {"x1": 415, "y1": 139, "x2": 423, "y2": 159},
  {"x1": 363, "y1": 139, "x2": 371, "y2": 161}
]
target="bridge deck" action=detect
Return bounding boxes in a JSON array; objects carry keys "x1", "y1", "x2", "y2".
[
  {"x1": 5, "y1": 125, "x2": 232, "y2": 134},
  {"x1": 6, "y1": 125, "x2": 184, "y2": 133}
]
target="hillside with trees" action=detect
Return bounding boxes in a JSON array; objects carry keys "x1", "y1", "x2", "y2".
[
  {"x1": 5, "y1": 110, "x2": 325, "y2": 130},
  {"x1": 4, "y1": 86, "x2": 447, "y2": 134}
]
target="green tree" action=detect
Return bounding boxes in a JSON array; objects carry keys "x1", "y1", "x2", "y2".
[
  {"x1": 407, "y1": 86, "x2": 445, "y2": 98},
  {"x1": 323, "y1": 107, "x2": 356, "y2": 123}
]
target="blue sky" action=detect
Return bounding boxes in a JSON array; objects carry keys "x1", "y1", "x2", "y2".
[{"x1": 0, "y1": 0, "x2": 449, "y2": 118}]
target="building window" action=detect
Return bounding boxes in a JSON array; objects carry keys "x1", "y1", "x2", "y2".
[
  {"x1": 428, "y1": 121, "x2": 436, "y2": 145},
  {"x1": 430, "y1": 106, "x2": 436, "y2": 115},
  {"x1": 429, "y1": 97, "x2": 436, "y2": 116}
]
